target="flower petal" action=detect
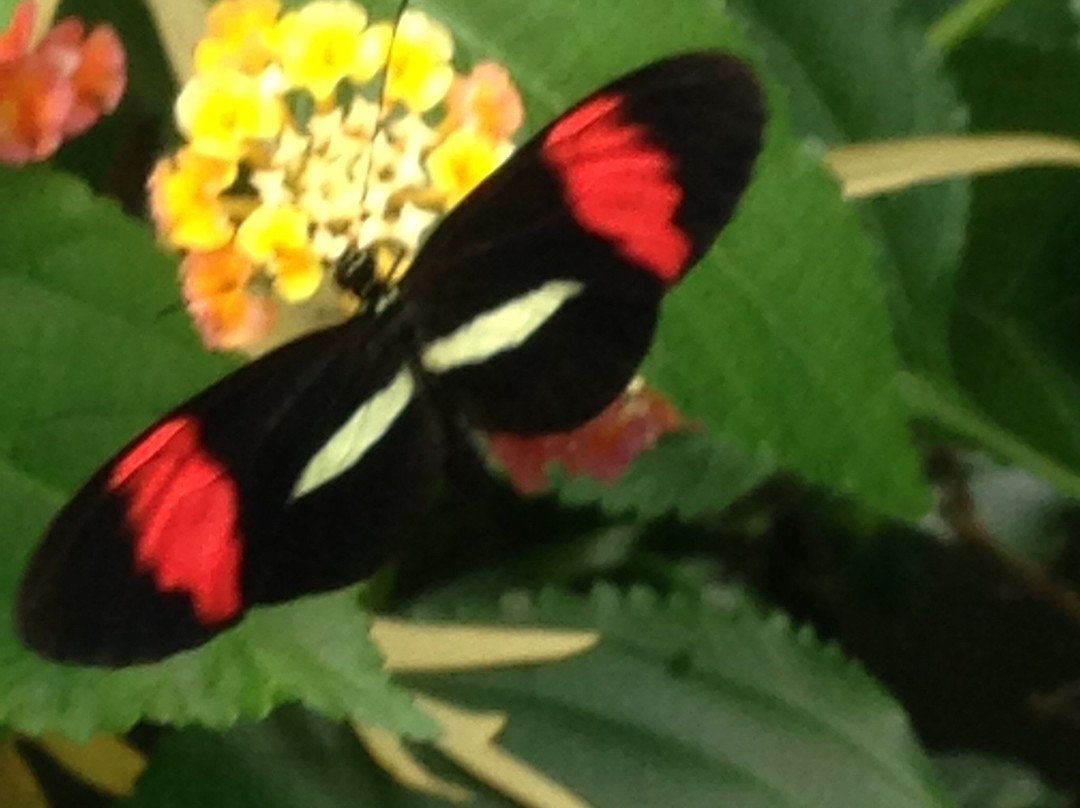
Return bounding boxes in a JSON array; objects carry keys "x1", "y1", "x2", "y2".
[
  {"x1": 487, "y1": 385, "x2": 683, "y2": 493},
  {"x1": 0, "y1": 1, "x2": 35, "y2": 64},
  {"x1": 195, "y1": 0, "x2": 280, "y2": 75},
  {"x1": 182, "y1": 246, "x2": 275, "y2": 350},
  {"x1": 446, "y1": 62, "x2": 524, "y2": 140},
  {"x1": 37, "y1": 17, "x2": 85, "y2": 75},
  {"x1": 383, "y1": 11, "x2": 455, "y2": 112},
  {"x1": 176, "y1": 71, "x2": 284, "y2": 160},
  {"x1": 270, "y1": 247, "x2": 322, "y2": 301},
  {"x1": 236, "y1": 202, "x2": 310, "y2": 261},
  {"x1": 426, "y1": 126, "x2": 512, "y2": 206},
  {"x1": 64, "y1": 25, "x2": 126, "y2": 136},
  {"x1": 275, "y1": 0, "x2": 369, "y2": 101},
  {"x1": 0, "y1": 54, "x2": 73, "y2": 164},
  {"x1": 148, "y1": 148, "x2": 238, "y2": 250}
]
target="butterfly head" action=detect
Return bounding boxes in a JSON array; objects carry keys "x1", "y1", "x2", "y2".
[{"x1": 333, "y1": 240, "x2": 406, "y2": 313}]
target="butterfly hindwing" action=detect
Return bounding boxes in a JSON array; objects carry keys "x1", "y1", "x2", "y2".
[
  {"x1": 17, "y1": 312, "x2": 444, "y2": 664},
  {"x1": 402, "y1": 52, "x2": 764, "y2": 434}
]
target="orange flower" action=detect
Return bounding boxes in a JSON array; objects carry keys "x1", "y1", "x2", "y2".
[
  {"x1": 0, "y1": 1, "x2": 34, "y2": 64},
  {"x1": 445, "y1": 62, "x2": 523, "y2": 140},
  {"x1": 182, "y1": 246, "x2": 275, "y2": 350},
  {"x1": 0, "y1": 8, "x2": 126, "y2": 165},
  {"x1": 0, "y1": 53, "x2": 72, "y2": 164},
  {"x1": 487, "y1": 386, "x2": 683, "y2": 493},
  {"x1": 38, "y1": 19, "x2": 126, "y2": 136}
]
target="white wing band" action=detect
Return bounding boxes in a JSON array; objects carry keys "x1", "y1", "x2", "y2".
[
  {"x1": 291, "y1": 367, "x2": 415, "y2": 500},
  {"x1": 420, "y1": 280, "x2": 585, "y2": 373}
]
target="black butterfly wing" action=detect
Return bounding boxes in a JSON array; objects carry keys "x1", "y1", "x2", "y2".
[
  {"x1": 16, "y1": 51, "x2": 763, "y2": 667},
  {"x1": 402, "y1": 51, "x2": 764, "y2": 434},
  {"x1": 17, "y1": 312, "x2": 444, "y2": 664}
]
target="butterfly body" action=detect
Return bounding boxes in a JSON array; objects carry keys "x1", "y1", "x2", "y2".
[{"x1": 18, "y1": 52, "x2": 764, "y2": 665}]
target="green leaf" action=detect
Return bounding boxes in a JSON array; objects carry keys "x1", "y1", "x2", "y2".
[
  {"x1": 397, "y1": 0, "x2": 928, "y2": 516},
  {"x1": 938, "y1": 37, "x2": 1080, "y2": 492},
  {"x1": 934, "y1": 753, "x2": 1068, "y2": 808},
  {"x1": 551, "y1": 431, "x2": 774, "y2": 521},
  {"x1": 130, "y1": 586, "x2": 953, "y2": 808},
  {"x1": 730, "y1": 0, "x2": 969, "y2": 382},
  {"x1": 0, "y1": 0, "x2": 17, "y2": 32},
  {"x1": 126, "y1": 707, "x2": 419, "y2": 808},
  {"x1": 0, "y1": 167, "x2": 430, "y2": 740},
  {"x1": 0, "y1": 166, "x2": 230, "y2": 469},
  {"x1": 405, "y1": 586, "x2": 953, "y2": 808},
  {"x1": 1, "y1": 588, "x2": 433, "y2": 741},
  {"x1": 807, "y1": 4, "x2": 1080, "y2": 503},
  {"x1": 908, "y1": 0, "x2": 1078, "y2": 51}
]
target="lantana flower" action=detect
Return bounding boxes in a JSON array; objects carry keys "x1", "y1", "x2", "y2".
[
  {"x1": 38, "y1": 19, "x2": 126, "y2": 137},
  {"x1": 182, "y1": 246, "x2": 275, "y2": 350},
  {"x1": 378, "y1": 10, "x2": 454, "y2": 112},
  {"x1": 149, "y1": 0, "x2": 524, "y2": 353},
  {"x1": 445, "y1": 62, "x2": 524, "y2": 140},
  {"x1": 175, "y1": 71, "x2": 285, "y2": 161},
  {"x1": 0, "y1": 0, "x2": 34, "y2": 63},
  {"x1": 194, "y1": 0, "x2": 280, "y2": 75},
  {"x1": 0, "y1": 0, "x2": 126, "y2": 164},
  {"x1": 487, "y1": 382, "x2": 685, "y2": 494},
  {"x1": 426, "y1": 126, "x2": 513, "y2": 206},
  {"x1": 275, "y1": 1, "x2": 378, "y2": 100},
  {"x1": 148, "y1": 147, "x2": 238, "y2": 250}
]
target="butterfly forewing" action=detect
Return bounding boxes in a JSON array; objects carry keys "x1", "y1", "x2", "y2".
[
  {"x1": 402, "y1": 52, "x2": 764, "y2": 434},
  {"x1": 17, "y1": 313, "x2": 444, "y2": 664}
]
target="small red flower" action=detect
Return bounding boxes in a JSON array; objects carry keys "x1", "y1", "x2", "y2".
[
  {"x1": 0, "y1": 53, "x2": 72, "y2": 164},
  {"x1": 487, "y1": 384, "x2": 684, "y2": 493},
  {"x1": 38, "y1": 19, "x2": 126, "y2": 136},
  {"x1": 0, "y1": 5, "x2": 126, "y2": 165}
]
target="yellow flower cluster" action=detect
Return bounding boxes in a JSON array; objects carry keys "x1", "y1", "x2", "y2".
[{"x1": 149, "y1": 0, "x2": 523, "y2": 351}]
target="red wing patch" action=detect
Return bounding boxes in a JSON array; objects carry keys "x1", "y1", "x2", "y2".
[
  {"x1": 542, "y1": 93, "x2": 690, "y2": 283},
  {"x1": 108, "y1": 415, "x2": 243, "y2": 624}
]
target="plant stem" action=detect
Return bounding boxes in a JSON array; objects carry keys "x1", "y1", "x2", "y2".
[{"x1": 928, "y1": 0, "x2": 1017, "y2": 52}]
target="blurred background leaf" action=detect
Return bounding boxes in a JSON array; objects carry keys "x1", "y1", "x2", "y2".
[
  {"x1": 127, "y1": 585, "x2": 954, "y2": 808},
  {"x1": 933, "y1": 753, "x2": 1068, "y2": 808}
]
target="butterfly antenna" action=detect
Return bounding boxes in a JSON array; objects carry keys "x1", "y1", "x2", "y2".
[{"x1": 356, "y1": 0, "x2": 412, "y2": 236}]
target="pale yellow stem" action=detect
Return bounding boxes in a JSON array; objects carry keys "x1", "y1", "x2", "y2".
[
  {"x1": 0, "y1": 740, "x2": 49, "y2": 808},
  {"x1": 372, "y1": 618, "x2": 599, "y2": 673},
  {"x1": 826, "y1": 134, "x2": 1080, "y2": 199},
  {"x1": 417, "y1": 695, "x2": 596, "y2": 808},
  {"x1": 143, "y1": 0, "x2": 206, "y2": 81},
  {"x1": 29, "y1": 0, "x2": 58, "y2": 43},
  {"x1": 37, "y1": 733, "x2": 146, "y2": 797},
  {"x1": 354, "y1": 722, "x2": 472, "y2": 803}
]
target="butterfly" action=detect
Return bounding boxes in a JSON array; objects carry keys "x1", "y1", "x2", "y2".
[{"x1": 16, "y1": 51, "x2": 765, "y2": 666}]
